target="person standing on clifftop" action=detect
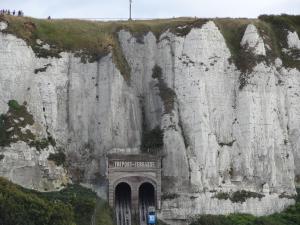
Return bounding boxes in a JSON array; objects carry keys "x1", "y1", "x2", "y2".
[{"x1": 17, "y1": 10, "x2": 24, "y2": 16}]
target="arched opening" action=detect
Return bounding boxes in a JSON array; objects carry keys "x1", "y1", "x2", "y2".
[
  {"x1": 139, "y1": 182, "x2": 155, "y2": 224},
  {"x1": 115, "y1": 182, "x2": 132, "y2": 225}
]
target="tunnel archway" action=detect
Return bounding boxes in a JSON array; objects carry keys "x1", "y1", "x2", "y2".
[
  {"x1": 139, "y1": 182, "x2": 155, "y2": 225},
  {"x1": 115, "y1": 182, "x2": 132, "y2": 225},
  {"x1": 108, "y1": 155, "x2": 162, "y2": 225}
]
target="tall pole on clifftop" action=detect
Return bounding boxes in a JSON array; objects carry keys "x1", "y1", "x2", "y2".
[{"x1": 129, "y1": 0, "x2": 132, "y2": 20}]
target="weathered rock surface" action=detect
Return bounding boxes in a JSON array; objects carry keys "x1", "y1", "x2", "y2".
[
  {"x1": 241, "y1": 24, "x2": 266, "y2": 55},
  {"x1": 287, "y1": 31, "x2": 300, "y2": 49},
  {"x1": 0, "y1": 20, "x2": 299, "y2": 219},
  {"x1": 0, "y1": 21, "x2": 7, "y2": 31},
  {"x1": 159, "y1": 192, "x2": 294, "y2": 225},
  {"x1": 0, "y1": 142, "x2": 67, "y2": 190}
]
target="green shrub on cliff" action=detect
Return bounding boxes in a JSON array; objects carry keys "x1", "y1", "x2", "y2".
[{"x1": 8, "y1": 100, "x2": 21, "y2": 111}]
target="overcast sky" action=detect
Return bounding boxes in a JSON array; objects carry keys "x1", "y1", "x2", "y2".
[{"x1": 1, "y1": 0, "x2": 299, "y2": 19}]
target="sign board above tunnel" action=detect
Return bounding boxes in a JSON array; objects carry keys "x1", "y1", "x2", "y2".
[
  {"x1": 110, "y1": 160, "x2": 156, "y2": 168},
  {"x1": 107, "y1": 154, "x2": 161, "y2": 170}
]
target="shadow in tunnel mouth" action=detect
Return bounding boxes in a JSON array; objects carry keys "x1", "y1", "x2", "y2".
[
  {"x1": 114, "y1": 181, "x2": 156, "y2": 225},
  {"x1": 115, "y1": 182, "x2": 132, "y2": 225},
  {"x1": 139, "y1": 182, "x2": 155, "y2": 225}
]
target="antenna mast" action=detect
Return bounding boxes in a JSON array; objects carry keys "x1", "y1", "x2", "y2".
[{"x1": 129, "y1": 0, "x2": 132, "y2": 20}]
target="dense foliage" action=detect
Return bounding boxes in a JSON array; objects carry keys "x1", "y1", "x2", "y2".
[
  {"x1": 0, "y1": 177, "x2": 114, "y2": 225},
  {"x1": 0, "y1": 177, "x2": 74, "y2": 225},
  {"x1": 190, "y1": 189, "x2": 300, "y2": 225}
]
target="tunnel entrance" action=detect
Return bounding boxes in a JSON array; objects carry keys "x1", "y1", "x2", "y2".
[
  {"x1": 108, "y1": 153, "x2": 162, "y2": 225},
  {"x1": 115, "y1": 182, "x2": 132, "y2": 225},
  {"x1": 139, "y1": 182, "x2": 155, "y2": 225}
]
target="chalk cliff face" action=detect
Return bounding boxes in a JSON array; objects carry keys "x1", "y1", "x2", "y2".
[{"x1": 0, "y1": 18, "x2": 300, "y2": 220}]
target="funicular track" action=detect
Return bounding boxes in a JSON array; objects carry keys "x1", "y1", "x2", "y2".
[
  {"x1": 115, "y1": 183, "x2": 132, "y2": 225},
  {"x1": 139, "y1": 183, "x2": 155, "y2": 225}
]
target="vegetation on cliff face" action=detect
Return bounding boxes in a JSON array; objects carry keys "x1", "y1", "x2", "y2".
[
  {"x1": 0, "y1": 100, "x2": 55, "y2": 150},
  {"x1": 212, "y1": 190, "x2": 265, "y2": 203},
  {"x1": 258, "y1": 14, "x2": 300, "y2": 69},
  {"x1": 214, "y1": 15, "x2": 300, "y2": 89},
  {"x1": 0, "y1": 177, "x2": 114, "y2": 225},
  {"x1": 190, "y1": 189, "x2": 300, "y2": 225},
  {"x1": 141, "y1": 126, "x2": 164, "y2": 153},
  {"x1": 152, "y1": 65, "x2": 176, "y2": 114},
  {"x1": 0, "y1": 100, "x2": 34, "y2": 147},
  {"x1": 48, "y1": 149, "x2": 66, "y2": 166}
]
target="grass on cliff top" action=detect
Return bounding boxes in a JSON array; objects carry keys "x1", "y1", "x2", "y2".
[
  {"x1": 258, "y1": 14, "x2": 300, "y2": 69},
  {"x1": 2, "y1": 15, "x2": 205, "y2": 47},
  {"x1": 1, "y1": 14, "x2": 299, "y2": 81},
  {"x1": 214, "y1": 19, "x2": 279, "y2": 66},
  {"x1": 213, "y1": 18, "x2": 255, "y2": 60},
  {"x1": 0, "y1": 15, "x2": 206, "y2": 81},
  {"x1": 1, "y1": 15, "x2": 201, "y2": 46},
  {"x1": 190, "y1": 188, "x2": 300, "y2": 225},
  {"x1": 214, "y1": 15, "x2": 300, "y2": 86},
  {"x1": 213, "y1": 16, "x2": 298, "y2": 58},
  {"x1": 0, "y1": 177, "x2": 114, "y2": 225},
  {"x1": 259, "y1": 14, "x2": 300, "y2": 36}
]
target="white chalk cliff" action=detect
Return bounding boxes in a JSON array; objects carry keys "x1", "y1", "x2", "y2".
[{"x1": 0, "y1": 19, "x2": 299, "y2": 222}]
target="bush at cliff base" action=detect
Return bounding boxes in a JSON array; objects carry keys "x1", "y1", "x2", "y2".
[{"x1": 0, "y1": 177, "x2": 114, "y2": 225}]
